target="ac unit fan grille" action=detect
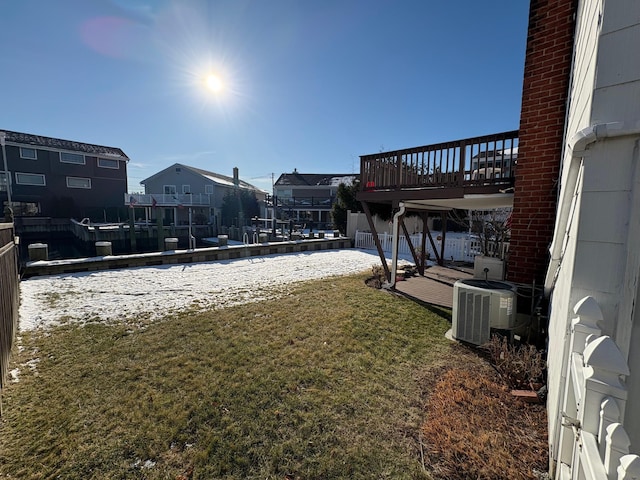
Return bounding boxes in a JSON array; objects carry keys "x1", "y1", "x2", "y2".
[{"x1": 457, "y1": 290, "x2": 491, "y2": 345}]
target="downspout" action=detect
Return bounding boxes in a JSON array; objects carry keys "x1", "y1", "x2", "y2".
[
  {"x1": 387, "y1": 202, "x2": 406, "y2": 289},
  {"x1": 545, "y1": 122, "x2": 640, "y2": 296}
]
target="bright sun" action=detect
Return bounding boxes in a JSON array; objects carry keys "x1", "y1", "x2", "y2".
[{"x1": 205, "y1": 74, "x2": 223, "y2": 93}]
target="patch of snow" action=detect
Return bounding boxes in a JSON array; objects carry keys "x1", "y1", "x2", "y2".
[
  {"x1": 132, "y1": 459, "x2": 156, "y2": 469},
  {"x1": 19, "y1": 250, "x2": 382, "y2": 331},
  {"x1": 9, "y1": 368, "x2": 19, "y2": 383}
]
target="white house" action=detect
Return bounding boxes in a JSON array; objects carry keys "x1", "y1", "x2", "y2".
[
  {"x1": 130, "y1": 164, "x2": 267, "y2": 229},
  {"x1": 545, "y1": 0, "x2": 640, "y2": 478}
]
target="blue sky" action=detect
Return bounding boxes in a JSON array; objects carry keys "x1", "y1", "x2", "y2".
[{"x1": 0, "y1": 1, "x2": 529, "y2": 193}]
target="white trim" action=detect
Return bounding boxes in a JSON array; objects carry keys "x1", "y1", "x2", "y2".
[
  {"x1": 60, "y1": 151, "x2": 86, "y2": 165},
  {"x1": 66, "y1": 176, "x2": 92, "y2": 189},
  {"x1": 97, "y1": 157, "x2": 119, "y2": 169},
  {"x1": 163, "y1": 185, "x2": 177, "y2": 195},
  {"x1": 182, "y1": 184, "x2": 191, "y2": 194},
  {"x1": 205, "y1": 184, "x2": 214, "y2": 194},
  {"x1": 15, "y1": 172, "x2": 46, "y2": 186},
  {"x1": 20, "y1": 147, "x2": 37, "y2": 160}
]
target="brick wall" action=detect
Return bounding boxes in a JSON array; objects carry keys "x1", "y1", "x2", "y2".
[{"x1": 507, "y1": 0, "x2": 577, "y2": 285}]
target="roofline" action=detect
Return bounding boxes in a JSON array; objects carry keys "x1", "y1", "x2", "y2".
[
  {"x1": 274, "y1": 172, "x2": 356, "y2": 186},
  {"x1": 140, "y1": 163, "x2": 266, "y2": 192},
  {"x1": 0, "y1": 129, "x2": 129, "y2": 160}
]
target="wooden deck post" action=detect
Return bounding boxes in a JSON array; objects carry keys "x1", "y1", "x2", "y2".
[
  {"x1": 439, "y1": 212, "x2": 447, "y2": 266},
  {"x1": 419, "y1": 212, "x2": 429, "y2": 275},
  {"x1": 361, "y1": 201, "x2": 390, "y2": 281}
]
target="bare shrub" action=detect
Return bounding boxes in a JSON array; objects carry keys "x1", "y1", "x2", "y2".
[
  {"x1": 364, "y1": 265, "x2": 386, "y2": 289},
  {"x1": 485, "y1": 335, "x2": 545, "y2": 390}
]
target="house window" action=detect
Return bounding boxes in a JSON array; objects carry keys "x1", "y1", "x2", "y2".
[
  {"x1": 182, "y1": 185, "x2": 191, "y2": 194},
  {"x1": 60, "y1": 152, "x2": 86, "y2": 165},
  {"x1": 0, "y1": 172, "x2": 7, "y2": 191},
  {"x1": 20, "y1": 148, "x2": 37, "y2": 160},
  {"x1": 15, "y1": 172, "x2": 46, "y2": 186},
  {"x1": 205, "y1": 184, "x2": 214, "y2": 194},
  {"x1": 164, "y1": 185, "x2": 177, "y2": 194},
  {"x1": 66, "y1": 177, "x2": 91, "y2": 189},
  {"x1": 97, "y1": 158, "x2": 119, "y2": 169}
]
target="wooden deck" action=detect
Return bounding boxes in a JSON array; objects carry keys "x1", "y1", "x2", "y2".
[{"x1": 394, "y1": 265, "x2": 473, "y2": 309}]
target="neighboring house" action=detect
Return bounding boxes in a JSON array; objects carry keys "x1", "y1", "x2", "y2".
[
  {"x1": 133, "y1": 164, "x2": 266, "y2": 228},
  {"x1": 543, "y1": 1, "x2": 640, "y2": 478},
  {"x1": 0, "y1": 129, "x2": 129, "y2": 220},
  {"x1": 273, "y1": 169, "x2": 356, "y2": 229}
]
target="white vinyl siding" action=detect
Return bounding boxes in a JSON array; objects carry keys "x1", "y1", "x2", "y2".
[
  {"x1": 97, "y1": 157, "x2": 119, "y2": 169},
  {"x1": 15, "y1": 172, "x2": 46, "y2": 186},
  {"x1": 66, "y1": 176, "x2": 91, "y2": 189},
  {"x1": 20, "y1": 147, "x2": 37, "y2": 160},
  {"x1": 60, "y1": 152, "x2": 85, "y2": 165}
]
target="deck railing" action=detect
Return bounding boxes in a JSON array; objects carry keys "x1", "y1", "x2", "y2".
[
  {"x1": 125, "y1": 193, "x2": 211, "y2": 207},
  {"x1": 360, "y1": 130, "x2": 518, "y2": 191},
  {"x1": 555, "y1": 296, "x2": 640, "y2": 479},
  {"x1": 274, "y1": 196, "x2": 335, "y2": 209}
]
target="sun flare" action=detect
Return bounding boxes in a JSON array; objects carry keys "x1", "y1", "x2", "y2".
[{"x1": 205, "y1": 74, "x2": 223, "y2": 93}]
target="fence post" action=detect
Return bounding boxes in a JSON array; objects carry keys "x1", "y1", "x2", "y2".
[
  {"x1": 572, "y1": 296, "x2": 603, "y2": 354},
  {"x1": 557, "y1": 296, "x2": 605, "y2": 467},
  {"x1": 605, "y1": 423, "x2": 631, "y2": 479},
  {"x1": 580, "y1": 335, "x2": 630, "y2": 437},
  {"x1": 600, "y1": 398, "x2": 622, "y2": 457},
  {"x1": 618, "y1": 454, "x2": 640, "y2": 480}
]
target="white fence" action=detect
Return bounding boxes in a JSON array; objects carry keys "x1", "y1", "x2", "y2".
[
  {"x1": 353, "y1": 230, "x2": 508, "y2": 262},
  {"x1": 556, "y1": 296, "x2": 640, "y2": 480}
]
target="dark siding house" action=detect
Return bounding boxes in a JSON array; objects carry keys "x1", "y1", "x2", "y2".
[{"x1": 0, "y1": 130, "x2": 129, "y2": 220}]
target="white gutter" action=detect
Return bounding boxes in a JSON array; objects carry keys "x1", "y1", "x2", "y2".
[
  {"x1": 545, "y1": 122, "x2": 640, "y2": 296},
  {"x1": 387, "y1": 202, "x2": 406, "y2": 289}
]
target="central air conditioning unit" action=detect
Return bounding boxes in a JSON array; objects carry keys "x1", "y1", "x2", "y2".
[{"x1": 452, "y1": 279, "x2": 517, "y2": 346}]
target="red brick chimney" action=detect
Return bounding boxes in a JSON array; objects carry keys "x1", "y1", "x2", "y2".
[{"x1": 506, "y1": 0, "x2": 577, "y2": 285}]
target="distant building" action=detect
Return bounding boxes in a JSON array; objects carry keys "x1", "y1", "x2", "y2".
[
  {"x1": 134, "y1": 163, "x2": 267, "y2": 229},
  {"x1": 0, "y1": 129, "x2": 129, "y2": 220},
  {"x1": 273, "y1": 169, "x2": 357, "y2": 229}
]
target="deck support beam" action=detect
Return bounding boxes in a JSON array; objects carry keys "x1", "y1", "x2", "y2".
[
  {"x1": 361, "y1": 201, "x2": 390, "y2": 281},
  {"x1": 418, "y1": 213, "x2": 429, "y2": 275},
  {"x1": 425, "y1": 218, "x2": 441, "y2": 266},
  {"x1": 439, "y1": 212, "x2": 447, "y2": 266}
]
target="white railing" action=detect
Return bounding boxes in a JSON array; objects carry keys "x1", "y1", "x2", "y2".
[
  {"x1": 125, "y1": 193, "x2": 211, "y2": 207},
  {"x1": 353, "y1": 230, "x2": 508, "y2": 262},
  {"x1": 556, "y1": 296, "x2": 640, "y2": 480}
]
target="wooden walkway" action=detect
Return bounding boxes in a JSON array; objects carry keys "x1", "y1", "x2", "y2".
[{"x1": 394, "y1": 265, "x2": 474, "y2": 309}]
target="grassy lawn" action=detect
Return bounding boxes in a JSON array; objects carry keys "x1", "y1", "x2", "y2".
[{"x1": 1, "y1": 273, "x2": 456, "y2": 479}]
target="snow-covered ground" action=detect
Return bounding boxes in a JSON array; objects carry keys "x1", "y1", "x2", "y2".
[{"x1": 19, "y1": 249, "x2": 384, "y2": 332}]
